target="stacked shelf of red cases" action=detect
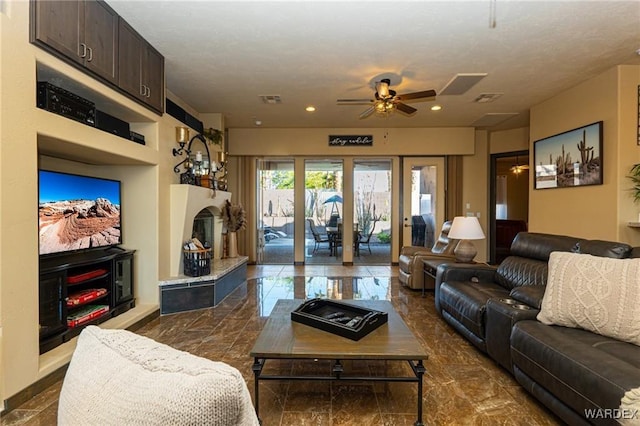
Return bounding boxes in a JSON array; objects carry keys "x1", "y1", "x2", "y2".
[
  {"x1": 66, "y1": 268, "x2": 110, "y2": 327},
  {"x1": 67, "y1": 305, "x2": 110, "y2": 327}
]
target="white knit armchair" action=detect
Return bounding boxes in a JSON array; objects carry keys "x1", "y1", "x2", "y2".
[{"x1": 58, "y1": 326, "x2": 259, "y2": 426}]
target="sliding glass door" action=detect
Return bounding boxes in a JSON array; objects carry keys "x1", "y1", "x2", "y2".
[
  {"x1": 353, "y1": 159, "x2": 391, "y2": 264},
  {"x1": 304, "y1": 159, "x2": 343, "y2": 264},
  {"x1": 257, "y1": 159, "x2": 295, "y2": 264}
]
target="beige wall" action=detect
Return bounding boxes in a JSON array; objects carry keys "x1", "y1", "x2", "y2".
[
  {"x1": 490, "y1": 127, "x2": 529, "y2": 154},
  {"x1": 0, "y1": 2, "x2": 190, "y2": 403},
  {"x1": 229, "y1": 127, "x2": 476, "y2": 156},
  {"x1": 529, "y1": 65, "x2": 640, "y2": 244},
  {"x1": 460, "y1": 131, "x2": 489, "y2": 262}
]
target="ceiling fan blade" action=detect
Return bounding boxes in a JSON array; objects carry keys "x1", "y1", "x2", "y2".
[
  {"x1": 337, "y1": 99, "x2": 374, "y2": 105},
  {"x1": 396, "y1": 89, "x2": 437, "y2": 101},
  {"x1": 395, "y1": 102, "x2": 417, "y2": 115},
  {"x1": 359, "y1": 106, "x2": 375, "y2": 119}
]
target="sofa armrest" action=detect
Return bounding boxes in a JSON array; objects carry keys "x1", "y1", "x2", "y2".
[
  {"x1": 434, "y1": 264, "x2": 498, "y2": 314},
  {"x1": 509, "y1": 285, "x2": 546, "y2": 309},
  {"x1": 400, "y1": 246, "x2": 434, "y2": 256},
  {"x1": 437, "y1": 263, "x2": 498, "y2": 284}
]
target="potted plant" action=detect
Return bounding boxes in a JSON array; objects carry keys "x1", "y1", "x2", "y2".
[
  {"x1": 203, "y1": 127, "x2": 223, "y2": 146},
  {"x1": 628, "y1": 164, "x2": 640, "y2": 203},
  {"x1": 221, "y1": 200, "x2": 246, "y2": 257}
]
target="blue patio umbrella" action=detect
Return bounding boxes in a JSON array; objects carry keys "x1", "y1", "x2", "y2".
[
  {"x1": 323, "y1": 195, "x2": 343, "y2": 217},
  {"x1": 323, "y1": 195, "x2": 343, "y2": 204}
]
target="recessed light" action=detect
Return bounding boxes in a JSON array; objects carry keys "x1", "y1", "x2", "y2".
[
  {"x1": 431, "y1": 105, "x2": 442, "y2": 111},
  {"x1": 255, "y1": 120, "x2": 262, "y2": 126},
  {"x1": 305, "y1": 105, "x2": 316, "y2": 112}
]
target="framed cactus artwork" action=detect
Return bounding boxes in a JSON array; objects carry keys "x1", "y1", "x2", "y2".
[{"x1": 533, "y1": 121, "x2": 603, "y2": 189}]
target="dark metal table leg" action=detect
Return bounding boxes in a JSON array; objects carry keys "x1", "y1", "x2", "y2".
[
  {"x1": 252, "y1": 358, "x2": 264, "y2": 423},
  {"x1": 414, "y1": 360, "x2": 426, "y2": 426}
]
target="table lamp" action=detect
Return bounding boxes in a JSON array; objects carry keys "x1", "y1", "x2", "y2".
[{"x1": 447, "y1": 216, "x2": 485, "y2": 263}]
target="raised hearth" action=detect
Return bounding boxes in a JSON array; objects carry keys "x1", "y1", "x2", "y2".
[{"x1": 159, "y1": 256, "x2": 248, "y2": 315}]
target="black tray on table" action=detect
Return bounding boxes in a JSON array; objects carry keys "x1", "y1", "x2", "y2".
[{"x1": 291, "y1": 298, "x2": 388, "y2": 341}]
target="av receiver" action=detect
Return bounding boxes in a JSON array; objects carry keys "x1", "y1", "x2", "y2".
[{"x1": 37, "y1": 82, "x2": 96, "y2": 126}]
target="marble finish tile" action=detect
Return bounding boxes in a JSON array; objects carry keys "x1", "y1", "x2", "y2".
[
  {"x1": 284, "y1": 382, "x2": 332, "y2": 413},
  {"x1": 3, "y1": 266, "x2": 563, "y2": 426},
  {"x1": 281, "y1": 411, "x2": 331, "y2": 426}
]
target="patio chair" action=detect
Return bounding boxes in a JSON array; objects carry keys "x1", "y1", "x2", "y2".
[
  {"x1": 307, "y1": 219, "x2": 330, "y2": 253},
  {"x1": 327, "y1": 213, "x2": 340, "y2": 228},
  {"x1": 357, "y1": 218, "x2": 379, "y2": 255}
]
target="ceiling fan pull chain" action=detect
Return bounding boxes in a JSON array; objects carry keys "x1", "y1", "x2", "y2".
[{"x1": 489, "y1": 0, "x2": 497, "y2": 29}]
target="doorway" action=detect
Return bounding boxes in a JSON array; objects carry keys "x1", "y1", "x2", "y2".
[
  {"x1": 304, "y1": 159, "x2": 343, "y2": 265},
  {"x1": 257, "y1": 158, "x2": 295, "y2": 264},
  {"x1": 489, "y1": 150, "x2": 529, "y2": 264},
  {"x1": 353, "y1": 159, "x2": 392, "y2": 264},
  {"x1": 401, "y1": 157, "x2": 445, "y2": 249}
]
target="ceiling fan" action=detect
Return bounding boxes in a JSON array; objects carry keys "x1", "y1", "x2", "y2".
[
  {"x1": 510, "y1": 156, "x2": 530, "y2": 175},
  {"x1": 337, "y1": 78, "x2": 436, "y2": 119}
]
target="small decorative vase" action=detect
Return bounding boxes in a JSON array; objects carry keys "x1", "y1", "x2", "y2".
[{"x1": 227, "y1": 231, "x2": 238, "y2": 258}]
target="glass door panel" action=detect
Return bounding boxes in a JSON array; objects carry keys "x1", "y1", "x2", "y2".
[
  {"x1": 353, "y1": 159, "x2": 391, "y2": 264},
  {"x1": 305, "y1": 159, "x2": 343, "y2": 264},
  {"x1": 401, "y1": 157, "x2": 445, "y2": 248},
  {"x1": 257, "y1": 158, "x2": 295, "y2": 264}
]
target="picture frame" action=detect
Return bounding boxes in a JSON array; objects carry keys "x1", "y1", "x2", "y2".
[{"x1": 533, "y1": 121, "x2": 603, "y2": 190}]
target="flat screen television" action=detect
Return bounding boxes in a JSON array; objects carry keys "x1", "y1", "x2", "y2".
[{"x1": 38, "y1": 170, "x2": 122, "y2": 256}]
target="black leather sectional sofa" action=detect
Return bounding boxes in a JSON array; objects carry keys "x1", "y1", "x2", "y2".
[{"x1": 434, "y1": 232, "x2": 640, "y2": 425}]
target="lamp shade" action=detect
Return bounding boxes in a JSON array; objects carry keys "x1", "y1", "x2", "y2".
[{"x1": 447, "y1": 216, "x2": 485, "y2": 240}]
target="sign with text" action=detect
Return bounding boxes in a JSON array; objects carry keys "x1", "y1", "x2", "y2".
[{"x1": 328, "y1": 135, "x2": 373, "y2": 146}]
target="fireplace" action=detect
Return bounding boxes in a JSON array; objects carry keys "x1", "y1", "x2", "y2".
[
  {"x1": 192, "y1": 209, "x2": 215, "y2": 248},
  {"x1": 169, "y1": 185, "x2": 231, "y2": 277}
]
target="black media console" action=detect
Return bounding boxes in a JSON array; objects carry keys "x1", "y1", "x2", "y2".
[{"x1": 39, "y1": 247, "x2": 135, "y2": 354}]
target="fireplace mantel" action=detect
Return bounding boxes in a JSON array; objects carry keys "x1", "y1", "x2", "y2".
[{"x1": 169, "y1": 184, "x2": 231, "y2": 277}]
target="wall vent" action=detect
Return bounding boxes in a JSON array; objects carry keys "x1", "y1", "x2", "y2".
[{"x1": 260, "y1": 95, "x2": 282, "y2": 104}]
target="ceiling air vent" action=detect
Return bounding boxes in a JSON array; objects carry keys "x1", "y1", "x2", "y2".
[
  {"x1": 259, "y1": 95, "x2": 282, "y2": 104},
  {"x1": 439, "y1": 73, "x2": 488, "y2": 96},
  {"x1": 473, "y1": 93, "x2": 503, "y2": 103}
]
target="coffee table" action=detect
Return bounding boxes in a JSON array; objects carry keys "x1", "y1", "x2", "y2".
[{"x1": 250, "y1": 299, "x2": 428, "y2": 425}]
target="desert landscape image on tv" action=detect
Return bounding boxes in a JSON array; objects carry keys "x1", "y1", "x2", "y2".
[{"x1": 39, "y1": 171, "x2": 121, "y2": 255}]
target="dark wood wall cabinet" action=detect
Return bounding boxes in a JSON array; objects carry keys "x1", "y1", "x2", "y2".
[
  {"x1": 39, "y1": 248, "x2": 136, "y2": 354},
  {"x1": 118, "y1": 19, "x2": 165, "y2": 113},
  {"x1": 30, "y1": 0, "x2": 164, "y2": 114}
]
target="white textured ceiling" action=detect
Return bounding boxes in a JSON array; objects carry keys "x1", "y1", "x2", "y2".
[{"x1": 108, "y1": 0, "x2": 640, "y2": 130}]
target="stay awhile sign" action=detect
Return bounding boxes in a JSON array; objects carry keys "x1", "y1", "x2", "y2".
[{"x1": 328, "y1": 135, "x2": 373, "y2": 146}]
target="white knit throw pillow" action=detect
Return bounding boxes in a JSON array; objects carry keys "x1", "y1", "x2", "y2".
[
  {"x1": 58, "y1": 326, "x2": 260, "y2": 426},
  {"x1": 538, "y1": 252, "x2": 640, "y2": 346}
]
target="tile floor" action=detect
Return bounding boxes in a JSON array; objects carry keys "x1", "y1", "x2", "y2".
[{"x1": 1, "y1": 265, "x2": 562, "y2": 425}]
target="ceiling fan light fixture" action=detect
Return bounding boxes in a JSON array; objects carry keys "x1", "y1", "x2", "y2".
[{"x1": 375, "y1": 79, "x2": 391, "y2": 99}]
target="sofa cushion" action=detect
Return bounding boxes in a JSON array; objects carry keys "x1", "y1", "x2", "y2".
[
  {"x1": 439, "y1": 281, "x2": 509, "y2": 339},
  {"x1": 574, "y1": 240, "x2": 633, "y2": 259},
  {"x1": 538, "y1": 252, "x2": 640, "y2": 346},
  {"x1": 496, "y1": 256, "x2": 549, "y2": 290},
  {"x1": 511, "y1": 321, "x2": 640, "y2": 416},
  {"x1": 509, "y1": 232, "x2": 581, "y2": 261},
  {"x1": 58, "y1": 326, "x2": 259, "y2": 426}
]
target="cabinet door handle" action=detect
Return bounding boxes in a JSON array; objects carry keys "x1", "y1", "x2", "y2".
[
  {"x1": 146, "y1": 86, "x2": 151, "y2": 98},
  {"x1": 140, "y1": 84, "x2": 146, "y2": 96},
  {"x1": 79, "y1": 43, "x2": 87, "y2": 58},
  {"x1": 87, "y1": 47, "x2": 93, "y2": 62}
]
